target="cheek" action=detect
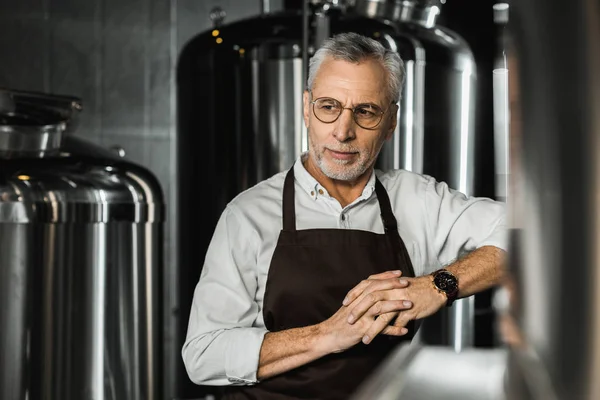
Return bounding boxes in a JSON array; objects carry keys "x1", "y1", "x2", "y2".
[
  {"x1": 309, "y1": 124, "x2": 330, "y2": 143},
  {"x1": 360, "y1": 135, "x2": 385, "y2": 153}
]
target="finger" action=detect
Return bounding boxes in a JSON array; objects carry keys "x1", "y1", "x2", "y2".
[
  {"x1": 368, "y1": 270, "x2": 403, "y2": 280},
  {"x1": 381, "y1": 325, "x2": 409, "y2": 336},
  {"x1": 348, "y1": 296, "x2": 412, "y2": 324},
  {"x1": 388, "y1": 312, "x2": 412, "y2": 332},
  {"x1": 342, "y1": 271, "x2": 402, "y2": 307},
  {"x1": 343, "y1": 277, "x2": 409, "y2": 306},
  {"x1": 362, "y1": 312, "x2": 399, "y2": 344}
]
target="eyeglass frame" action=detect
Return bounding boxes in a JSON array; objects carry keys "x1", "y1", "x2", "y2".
[{"x1": 308, "y1": 91, "x2": 397, "y2": 130}]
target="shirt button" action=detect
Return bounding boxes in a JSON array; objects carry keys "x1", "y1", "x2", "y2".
[
  {"x1": 318, "y1": 189, "x2": 324, "y2": 195},
  {"x1": 311, "y1": 191, "x2": 315, "y2": 196}
]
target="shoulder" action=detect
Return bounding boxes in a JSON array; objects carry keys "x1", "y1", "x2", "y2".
[
  {"x1": 375, "y1": 168, "x2": 434, "y2": 195},
  {"x1": 226, "y1": 169, "x2": 287, "y2": 218}
]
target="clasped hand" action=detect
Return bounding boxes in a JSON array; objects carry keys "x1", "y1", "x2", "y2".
[{"x1": 318, "y1": 270, "x2": 446, "y2": 354}]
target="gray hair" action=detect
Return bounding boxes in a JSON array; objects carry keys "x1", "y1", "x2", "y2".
[{"x1": 306, "y1": 32, "x2": 405, "y2": 102}]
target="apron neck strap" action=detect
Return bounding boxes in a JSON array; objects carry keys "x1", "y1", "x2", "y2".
[
  {"x1": 283, "y1": 167, "x2": 297, "y2": 231},
  {"x1": 374, "y1": 177, "x2": 398, "y2": 233},
  {"x1": 282, "y1": 167, "x2": 398, "y2": 233}
]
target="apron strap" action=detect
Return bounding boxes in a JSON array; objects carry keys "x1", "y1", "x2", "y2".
[
  {"x1": 282, "y1": 167, "x2": 296, "y2": 231},
  {"x1": 374, "y1": 177, "x2": 398, "y2": 233}
]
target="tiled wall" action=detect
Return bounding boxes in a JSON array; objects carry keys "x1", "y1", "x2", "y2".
[{"x1": 0, "y1": 1, "x2": 269, "y2": 398}]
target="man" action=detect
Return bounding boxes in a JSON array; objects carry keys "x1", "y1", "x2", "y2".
[{"x1": 182, "y1": 32, "x2": 506, "y2": 399}]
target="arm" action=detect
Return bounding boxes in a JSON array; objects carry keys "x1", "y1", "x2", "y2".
[
  {"x1": 257, "y1": 326, "x2": 326, "y2": 380},
  {"x1": 257, "y1": 270, "x2": 411, "y2": 380},
  {"x1": 341, "y1": 178, "x2": 508, "y2": 341},
  {"x1": 443, "y1": 244, "x2": 505, "y2": 298},
  {"x1": 182, "y1": 206, "x2": 268, "y2": 386}
]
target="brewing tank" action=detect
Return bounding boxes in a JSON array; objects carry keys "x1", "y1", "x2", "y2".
[
  {"x1": 0, "y1": 89, "x2": 165, "y2": 400},
  {"x1": 176, "y1": 1, "x2": 477, "y2": 395}
]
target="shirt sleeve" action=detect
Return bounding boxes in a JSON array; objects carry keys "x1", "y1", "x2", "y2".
[
  {"x1": 182, "y1": 205, "x2": 268, "y2": 386},
  {"x1": 424, "y1": 177, "x2": 508, "y2": 268}
]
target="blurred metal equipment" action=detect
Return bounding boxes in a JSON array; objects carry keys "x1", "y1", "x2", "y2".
[
  {"x1": 504, "y1": 0, "x2": 600, "y2": 399},
  {"x1": 492, "y1": 2, "x2": 509, "y2": 203},
  {"x1": 0, "y1": 88, "x2": 165, "y2": 400},
  {"x1": 351, "y1": 342, "x2": 508, "y2": 400},
  {"x1": 176, "y1": 0, "x2": 478, "y2": 396}
]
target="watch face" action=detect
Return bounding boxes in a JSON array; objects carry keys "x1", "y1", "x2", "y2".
[{"x1": 434, "y1": 271, "x2": 458, "y2": 293}]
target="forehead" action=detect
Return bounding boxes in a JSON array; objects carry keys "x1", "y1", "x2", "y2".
[{"x1": 312, "y1": 57, "x2": 388, "y2": 103}]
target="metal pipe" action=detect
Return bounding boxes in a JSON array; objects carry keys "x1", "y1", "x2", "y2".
[
  {"x1": 302, "y1": 0, "x2": 309, "y2": 90},
  {"x1": 261, "y1": 0, "x2": 271, "y2": 14}
]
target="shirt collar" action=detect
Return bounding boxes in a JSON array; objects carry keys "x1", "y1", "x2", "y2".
[{"x1": 293, "y1": 152, "x2": 377, "y2": 201}]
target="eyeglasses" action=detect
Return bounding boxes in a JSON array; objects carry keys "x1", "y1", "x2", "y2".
[{"x1": 310, "y1": 95, "x2": 395, "y2": 130}]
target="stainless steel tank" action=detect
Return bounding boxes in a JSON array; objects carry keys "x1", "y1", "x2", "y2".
[
  {"x1": 348, "y1": 0, "x2": 478, "y2": 350},
  {"x1": 176, "y1": 0, "x2": 478, "y2": 396},
  {"x1": 0, "y1": 89, "x2": 165, "y2": 400}
]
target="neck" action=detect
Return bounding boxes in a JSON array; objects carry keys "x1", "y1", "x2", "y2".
[{"x1": 303, "y1": 156, "x2": 373, "y2": 208}]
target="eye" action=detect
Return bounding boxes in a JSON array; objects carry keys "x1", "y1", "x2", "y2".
[
  {"x1": 316, "y1": 99, "x2": 341, "y2": 112},
  {"x1": 354, "y1": 106, "x2": 379, "y2": 118}
]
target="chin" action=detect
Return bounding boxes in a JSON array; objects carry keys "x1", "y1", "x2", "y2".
[{"x1": 321, "y1": 164, "x2": 364, "y2": 182}]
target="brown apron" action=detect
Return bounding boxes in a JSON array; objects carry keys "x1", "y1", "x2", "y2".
[{"x1": 223, "y1": 167, "x2": 416, "y2": 400}]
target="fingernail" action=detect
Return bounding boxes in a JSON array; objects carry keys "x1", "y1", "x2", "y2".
[
  {"x1": 342, "y1": 297, "x2": 349, "y2": 306},
  {"x1": 403, "y1": 300, "x2": 412, "y2": 307},
  {"x1": 347, "y1": 314, "x2": 355, "y2": 323},
  {"x1": 362, "y1": 335, "x2": 370, "y2": 344},
  {"x1": 393, "y1": 270, "x2": 401, "y2": 275},
  {"x1": 401, "y1": 328, "x2": 408, "y2": 335},
  {"x1": 399, "y1": 279, "x2": 408, "y2": 285}
]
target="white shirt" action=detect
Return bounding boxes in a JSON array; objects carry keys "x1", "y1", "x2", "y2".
[{"x1": 182, "y1": 155, "x2": 507, "y2": 387}]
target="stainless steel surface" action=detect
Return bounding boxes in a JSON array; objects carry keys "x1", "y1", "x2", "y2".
[
  {"x1": 493, "y1": 3, "x2": 509, "y2": 202},
  {"x1": 0, "y1": 89, "x2": 82, "y2": 156},
  {"x1": 314, "y1": 5, "x2": 332, "y2": 50},
  {"x1": 261, "y1": 0, "x2": 271, "y2": 13},
  {"x1": 351, "y1": 0, "x2": 442, "y2": 27},
  {"x1": 351, "y1": 0, "x2": 387, "y2": 18},
  {"x1": 351, "y1": 343, "x2": 508, "y2": 400},
  {"x1": 447, "y1": 296, "x2": 475, "y2": 352},
  {"x1": 0, "y1": 224, "x2": 32, "y2": 400},
  {"x1": 0, "y1": 123, "x2": 65, "y2": 156},
  {"x1": 251, "y1": 57, "x2": 306, "y2": 178},
  {"x1": 375, "y1": 9, "x2": 477, "y2": 349},
  {"x1": 0, "y1": 132, "x2": 164, "y2": 400},
  {"x1": 505, "y1": 0, "x2": 600, "y2": 398}
]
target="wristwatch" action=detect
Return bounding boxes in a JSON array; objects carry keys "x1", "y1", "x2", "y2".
[{"x1": 431, "y1": 269, "x2": 459, "y2": 307}]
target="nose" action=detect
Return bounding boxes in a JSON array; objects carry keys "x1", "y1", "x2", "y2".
[{"x1": 332, "y1": 108, "x2": 356, "y2": 142}]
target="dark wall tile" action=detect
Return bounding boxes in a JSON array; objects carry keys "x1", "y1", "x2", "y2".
[
  {"x1": 49, "y1": 0, "x2": 100, "y2": 22},
  {"x1": 0, "y1": 18, "x2": 50, "y2": 91},
  {"x1": 50, "y1": 19, "x2": 103, "y2": 138},
  {"x1": 0, "y1": 0, "x2": 47, "y2": 20},
  {"x1": 104, "y1": 0, "x2": 147, "y2": 29}
]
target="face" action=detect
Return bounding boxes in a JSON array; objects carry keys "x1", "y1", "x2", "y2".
[{"x1": 303, "y1": 57, "x2": 398, "y2": 182}]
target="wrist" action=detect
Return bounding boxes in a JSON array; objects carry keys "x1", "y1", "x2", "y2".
[{"x1": 313, "y1": 322, "x2": 337, "y2": 356}]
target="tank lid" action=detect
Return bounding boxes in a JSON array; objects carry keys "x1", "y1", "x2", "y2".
[
  {"x1": 350, "y1": 0, "x2": 444, "y2": 28},
  {"x1": 0, "y1": 88, "x2": 82, "y2": 158}
]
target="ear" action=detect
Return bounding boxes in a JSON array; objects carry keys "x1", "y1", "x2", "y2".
[
  {"x1": 303, "y1": 90, "x2": 310, "y2": 128},
  {"x1": 385, "y1": 104, "x2": 399, "y2": 141}
]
